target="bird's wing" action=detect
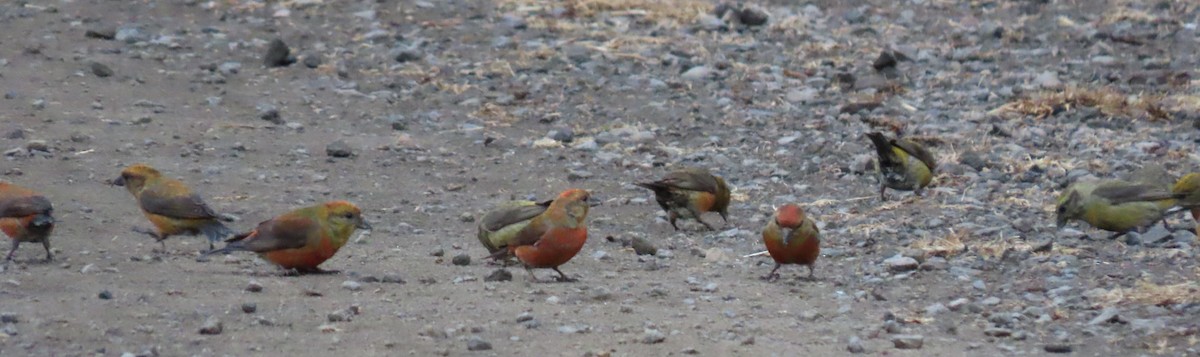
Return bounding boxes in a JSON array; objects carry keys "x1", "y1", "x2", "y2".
[
  {"x1": 892, "y1": 139, "x2": 937, "y2": 170},
  {"x1": 0, "y1": 195, "x2": 52, "y2": 217},
  {"x1": 1092, "y1": 182, "x2": 1176, "y2": 203},
  {"x1": 139, "y1": 180, "x2": 220, "y2": 219},
  {"x1": 234, "y1": 214, "x2": 316, "y2": 252},
  {"x1": 660, "y1": 169, "x2": 719, "y2": 194},
  {"x1": 481, "y1": 201, "x2": 550, "y2": 232}
]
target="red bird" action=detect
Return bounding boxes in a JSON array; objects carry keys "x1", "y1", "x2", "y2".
[
  {"x1": 761, "y1": 204, "x2": 820, "y2": 281},
  {"x1": 491, "y1": 189, "x2": 592, "y2": 282},
  {"x1": 0, "y1": 182, "x2": 55, "y2": 262}
]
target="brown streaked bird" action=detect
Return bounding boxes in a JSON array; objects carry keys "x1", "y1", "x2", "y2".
[
  {"x1": 0, "y1": 182, "x2": 55, "y2": 262},
  {"x1": 201, "y1": 201, "x2": 371, "y2": 274},
  {"x1": 761, "y1": 204, "x2": 820, "y2": 281},
  {"x1": 635, "y1": 168, "x2": 731, "y2": 230},
  {"x1": 488, "y1": 189, "x2": 591, "y2": 282},
  {"x1": 113, "y1": 163, "x2": 233, "y2": 251},
  {"x1": 866, "y1": 132, "x2": 936, "y2": 201}
]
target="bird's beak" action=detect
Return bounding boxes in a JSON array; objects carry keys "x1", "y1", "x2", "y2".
[
  {"x1": 586, "y1": 195, "x2": 602, "y2": 207},
  {"x1": 357, "y1": 219, "x2": 373, "y2": 230},
  {"x1": 112, "y1": 176, "x2": 125, "y2": 187}
]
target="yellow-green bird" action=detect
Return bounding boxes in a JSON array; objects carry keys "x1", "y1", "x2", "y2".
[
  {"x1": 1055, "y1": 180, "x2": 1179, "y2": 239},
  {"x1": 476, "y1": 199, "x2": 551, "y2": 261},
  {"x1": 866, "y1": 132, "x2": 936, "y2": 201},
  {"x1": 1171, "y1": 173, "x2": 1200, "y2": 235}
]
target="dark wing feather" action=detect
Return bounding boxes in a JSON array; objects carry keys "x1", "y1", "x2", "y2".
[
  {"x1": 0, "y1": 195, "x2": 52, "y2": 217},
  {"x1": 892, "y1": 139, "x2": 937, "y2": 170},
  {"x1": 659, "y1": 168, "x2": 719, "y2": 194},
  {"x1": 1093, "y1": 182, "x2": 1176, "y2": 203},
  {"x1": 481, "y1": 201, "x2": 550, "y2": 232},
  {"x1": 139, "y1": 180, "x2": 220, "y2": 219},
  {"x1": 233, "y1": 215, "x2": 315, "y2": 252}
]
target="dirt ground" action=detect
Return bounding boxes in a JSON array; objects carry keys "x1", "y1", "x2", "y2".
[{"x1": 1, "y1": 0, "x2": 1199, "y2": 356}]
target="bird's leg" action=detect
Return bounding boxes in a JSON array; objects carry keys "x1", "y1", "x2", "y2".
[
  {"x1": 131, "y1": 226, "x2": 159, "y2": 238},
  {"x1": 524, "y1": 265, "x2": 540, "y2": 283},
  {"x1": 879, "y1": 184, "x2": 888, "y2": 201},
  {"x1": 5, "y1": 240, "x2": 18, "y2": 262},
  {"x1": 668, "y1": 212, "x2": 680, "y2": 231},
  {"x1": 697, "y1": 217, "x2": 717, "y2": 231},
  {"x1": 805, "y1": 265, "x2": 816, "y2": 281},
  {"x1": 552, "y1": 267, "x2": 576, "y2": 282},
  {"x1": 41, "y1": 240, "x2": 52, "y2": 262},
  {"x1": 760, "y1": 263, "x2": 781, "y2": 281},
  {"x1": 1106, "y1": 231, "x2": 1129, "y2": 240}
]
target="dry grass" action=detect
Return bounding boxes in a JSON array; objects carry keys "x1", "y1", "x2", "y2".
[
  {"x1": 496, "y1": 0, "x2": 713, "y2": 25},
  {"x1": 1101, "y1": 278, "x2": 1200, "y2": 306},
  {"x1": 990, "y1": 86, "x2": 1172, "y2": 121}
]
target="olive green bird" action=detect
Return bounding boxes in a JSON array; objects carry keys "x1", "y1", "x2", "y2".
[
  {"x1": 866, "y1": 132, "x2": 936, "y2": 201},
  {"x1": 476, "y1": 199, "x2": 551, "y2": 263},
  {"x1": 1171, "y1": 173, "x2": 1200, "y2": 235},
  {"x1": 1055, "y1": 180, "x2": 1180, "y2": 239}
]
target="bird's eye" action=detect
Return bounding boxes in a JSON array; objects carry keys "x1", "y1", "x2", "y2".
[
  {"x1": 344, "y1": 213, "x2": 354, "y2": 219},
  {"x1": 1056, "y1": 206, "x2": 1065, "y2": 213}
]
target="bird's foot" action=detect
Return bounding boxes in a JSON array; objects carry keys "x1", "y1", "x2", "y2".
[
  {"x1": 760, "y1": 273, "x2": 779, "y2": 282},
  {"x1": 552, "y1": 275, "x2": 578, "y2": 283}
]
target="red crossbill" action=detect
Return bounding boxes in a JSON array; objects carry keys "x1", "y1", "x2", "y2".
[
  {"x1": 202, "y1": 201, "x2": 370, "y2": 274},
  {"x1": 761, "y1": 204, "x2": 820, "y2": 281},
  {"x1": 0, "y1": 182, "x2": 54, "y2": 261},
  {"x1": 113, "y1": 164, "x2": 234, "y2": 251},
  {"x1": 866, "y1": 132, "x2": 936, "y2": 201},
  {"x1": 635, "y1": 168, "x2": 730, "y2": 230}
]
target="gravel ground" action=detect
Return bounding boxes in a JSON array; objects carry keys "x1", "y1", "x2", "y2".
[{"x1": 1, "y1": 0, "x2": 1199, "y2": 356}]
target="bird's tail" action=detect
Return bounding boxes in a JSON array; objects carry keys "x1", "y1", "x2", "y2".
[
  {"x1": 199, "y1": 241, "x2": 244, "y2": 260},
  {"x1": 30, "y1": 213, "x2": 54, "y2": 227},
  {"x1": 201, "y1": 222, "x2": 235, "y2": 243},
  {"x1": 634, "y1": 182, "x2": 670, "y2": 194}
]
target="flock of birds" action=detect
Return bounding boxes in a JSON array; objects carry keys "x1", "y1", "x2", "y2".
[{"x1": 1, "y1": 131, "x2": 1198, "y2": 282}]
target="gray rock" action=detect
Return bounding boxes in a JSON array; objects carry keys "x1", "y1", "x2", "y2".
[
  {"x1": 641, "y1": 328, "x2": 666, "y2": 344},
  {"x1": 302, "y1": 54, "x2": 322, "y2": 69},
  {"x1": 245, "y1": 280, "x2": 263, "y2": 292},
  {"x1": 115, "y1": 25, "x2": 149, "y2": 43},
  {"x1": 257, "y1": 104, "x2": 283, "y2": 124},
  {"x1": 891, "y1": 334, "x2": 924, "y2": 349},
  {"x1": 452, "y1": 254, "x2": 471, "y2": 266},
  {"x1": 484, "y1": 269, "x2": 512, "y2": 282},
  {"x1": 241, "y1": 303, "x2": 257, "y2": 314},
  {"x1": 218, "y1": 61, "x2": 242, "y2": 75},
  {"x1": 326, "y1": 140, "x2": 354, "y2": 158},
  {"x1": 984, "y1": 327, "x2": 1013, "y2": 337},
  {"x1": 883, "y1": 254, "x2": 919, "y2": 272},
  {"x1": 327, "y1": 308, "x2": 353, "y2": 322},
  {"x1": 1044, "y1": 344, "x2": 1073, "y2": 353},
  {"x1": 0, "y1": 313, "x2": 17, "y2": 324},
  {"x1": 548, "y1": 128, "x2": 574, "y2": 142},
  {"x1": 341, "y1": 280, "x2": 362, "y2": 291},
  {"x1": 199, "y1": 317, "x2": 223, "y2": 335},
  {"x1": 631, "y1": 236, "x2": 658, "y2": 256},
  {"x1": 847, "y1": 336, "x2": 866, "y2": 353},
  {"x1": 393, "y1": 48, "x2": 422, "y2": 63},
  {"x1": 1088, "y1": 307, "x2": 1120, "y2": 325},
  {"x1": 90, "y1": 62, "x2": 113, "y2": 77},
  {"x1": 466, "y1": 336, "x2": 492, "y2": 351},
  {"x1": 263, "y1": 39, "x2": 294, "y2": 67},
  {"x1": 681, "y1": 65, "x2": 712, "y2": 80},
  {"x1": 1035, "y1": 70, "x2": 1062, "y2": 89}
]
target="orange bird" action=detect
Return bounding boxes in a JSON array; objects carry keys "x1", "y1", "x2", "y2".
[
  {"x1": 635, "y1": 168, "x2": 731, "y2": 231},
  {"x1": 761, "y1": 204, "x2": 821, "y2": 281},
  {"x1": 490, "y1": 189, "x2": 592, "y2": 282},
  {"x1": 201, "y1": 201, "x2": 371, "y2": 274},
  {"x1": 0, "y1": 182, "x2": 55, "y2": 262},
  {"x1": 113, "y1": 164, "x2": 234, "y2": 250}
]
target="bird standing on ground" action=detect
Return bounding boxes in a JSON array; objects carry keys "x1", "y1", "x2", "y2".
[
  {"x1": 0, "y1": 182, "x2": 55, "y2": 262},
  {"x1": 113, "y1": 164, "x2": 234, "y2": 251},
  {"x1": 761, "y1": 204, "x2": 820, "y2": 281},
  {"x1": 1055, "y1": 180, "x2": 1177, "y2": 239},
  {"x1": 201, "y1": 200, "x2": 371, "y2": 274},
  {"x1": 477, "y1": 199, "x2": 551, "y2": 263},
  {"x1": 488, "y1": 189, "x2": 591, "y2": 282},
  {"x1": 635, "y1": 168, "x2": 730, "y2": 230},
  {"x1": 866, "y1": 132, "x2": 936, "y2": 201}
]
